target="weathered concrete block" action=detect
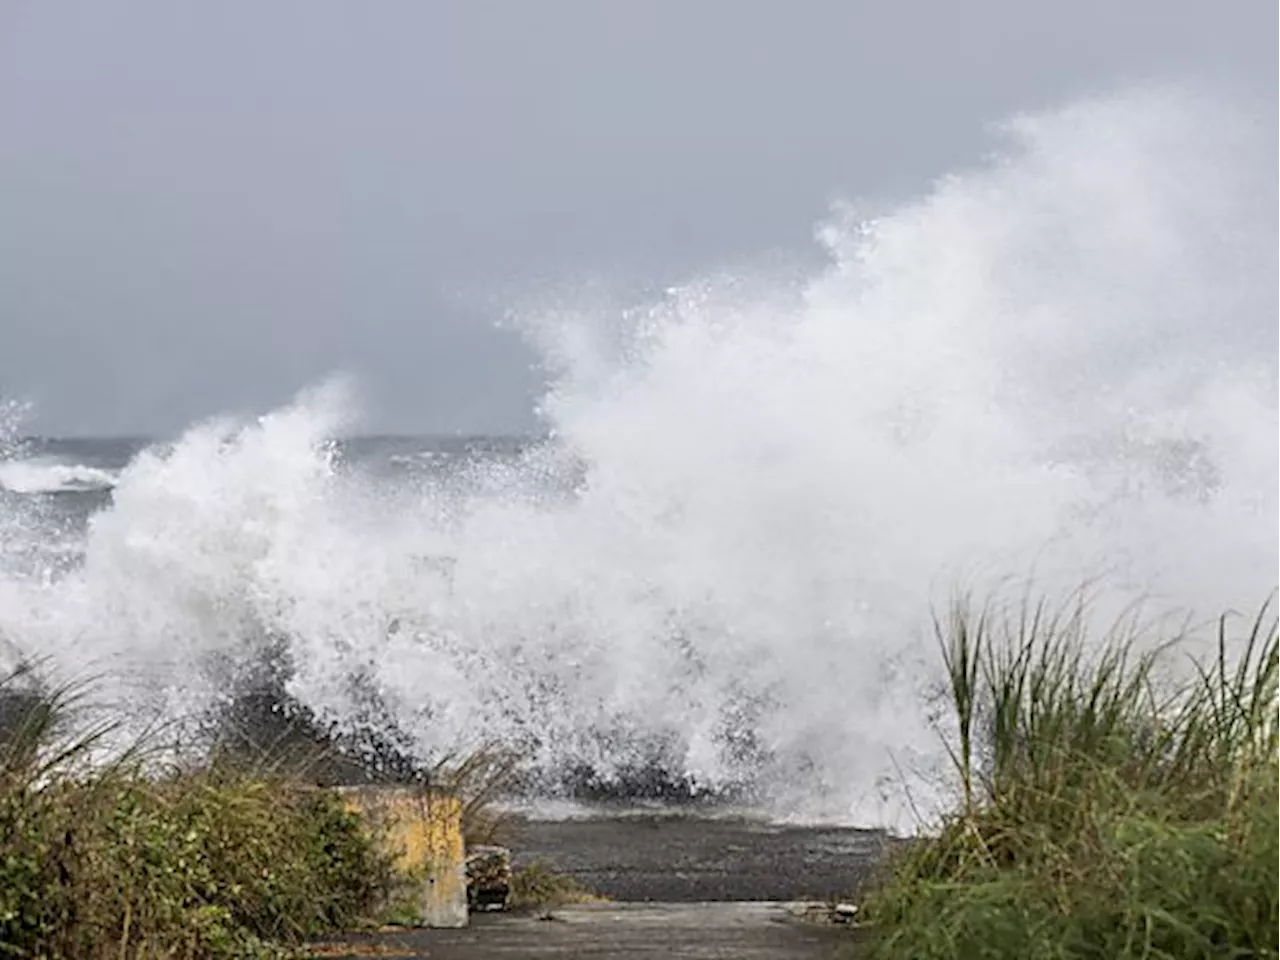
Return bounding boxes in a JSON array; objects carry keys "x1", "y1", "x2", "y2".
[
  {"x1": 339, "y1": 786, "x2": 468, "y2": 928},
  {"x1": 465, "y1": 844, "x2": 512, "y2": 912}
]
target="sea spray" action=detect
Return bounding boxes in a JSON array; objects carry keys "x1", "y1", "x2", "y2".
[{"x1": 0, "y1": 86, "x2": 1274, "y2": 832}]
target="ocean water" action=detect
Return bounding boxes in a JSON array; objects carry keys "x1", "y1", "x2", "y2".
[{"x1": 0, "y1": 86, "x2": 1275, "y2": 833}]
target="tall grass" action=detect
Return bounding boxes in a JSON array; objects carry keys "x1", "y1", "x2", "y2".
[
  {"x1": 0, "y1": 665, "x2": 397, "y2": 960},
  {"x1": 859, "y1": 594, "x2": 1279, "y2": 960}
]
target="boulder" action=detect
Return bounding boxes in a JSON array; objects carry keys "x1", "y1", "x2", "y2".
[{"x1": 466, "y1": 844, "x2": 512, "y2": 912}]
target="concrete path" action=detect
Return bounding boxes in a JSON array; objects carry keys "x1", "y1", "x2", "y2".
[
  {"x1": 311, "y1": 902, "x2": 859, "y2": 959},
  {"x1": 310, "y1": 813, "x2": 888, "y2": 958},
  {"x1": 505, "y1": 813, "x2": 897, "y2": 902}
]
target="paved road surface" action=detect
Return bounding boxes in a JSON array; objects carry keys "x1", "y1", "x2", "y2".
[
  {"x1": 311, "y1": 813, "x2": 892, "y2": 958},
  {"x1": 505, "y1": 813, "x2": 898, "y2": 902},
  {"x1": 312, "y1": 902, "x2": 860, "y2": 959}
]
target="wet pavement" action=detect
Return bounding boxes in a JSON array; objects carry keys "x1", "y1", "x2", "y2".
[
  {"x1": 312, "y1": 902, "x2": 859, "y2": 959},
  {"x1": 504, "y1": 812, "x2": 898, "y2": 902},
  {"x1": 311, "y1": 813, "x2": 890, "y2": 958}
]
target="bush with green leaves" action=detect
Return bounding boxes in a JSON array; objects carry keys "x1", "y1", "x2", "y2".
[{"x1": 0, "y1": 668, "x2": 396, "y2": 959}]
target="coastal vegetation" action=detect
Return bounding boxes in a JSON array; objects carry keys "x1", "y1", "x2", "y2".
[
  {"x1": 0, "y1": 667, "x2": 398, "y2": 959},
  {"x1": 856, "y1": 595, "x2": 1279, "y2": 960}
]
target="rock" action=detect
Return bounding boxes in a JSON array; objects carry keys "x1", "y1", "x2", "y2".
[
  {"x1": 466, "y1": 844, "x2": 512, "y2": 912},
  {"x1": 833, "y1": 902, "x2": 859, "y2": 923}
]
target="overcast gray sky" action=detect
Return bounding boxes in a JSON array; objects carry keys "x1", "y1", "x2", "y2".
[{"x1": 0, "y1": 0, "x2": 1274, "y2": 436}]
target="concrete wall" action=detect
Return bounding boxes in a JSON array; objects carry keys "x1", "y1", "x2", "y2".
[{"x1": 340, "y1": 786, "x2": 468, "y2": 928}]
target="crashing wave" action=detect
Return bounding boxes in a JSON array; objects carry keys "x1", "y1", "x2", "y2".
[{"x1": 0, "y1": 86, "x2": 1273, "y2": 833}]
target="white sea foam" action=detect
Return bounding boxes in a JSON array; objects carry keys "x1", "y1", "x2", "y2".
[
  {"x1": 0, "y1": 86, "x2": 1274, "y2": 832},
  {"x1": 0, "y1": 459, "x2": 119, "y2": 494}
]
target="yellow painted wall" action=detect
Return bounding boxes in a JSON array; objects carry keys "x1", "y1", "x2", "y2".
[{"x1": 340, "y1": 786, "x2": 468, "y2": 928}]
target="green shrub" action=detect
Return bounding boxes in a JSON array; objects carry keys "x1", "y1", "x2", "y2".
[
  {"x1": 508, "y1": 860, "x2": 601, "y2": 912},
  {"x1": 0, "y1": 668, "x2": 396, "y2": 959}
]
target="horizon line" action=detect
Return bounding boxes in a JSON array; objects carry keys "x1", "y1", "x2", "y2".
[{"x1": 13, "y1": 431, "x2": 549, "y2": 443}]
